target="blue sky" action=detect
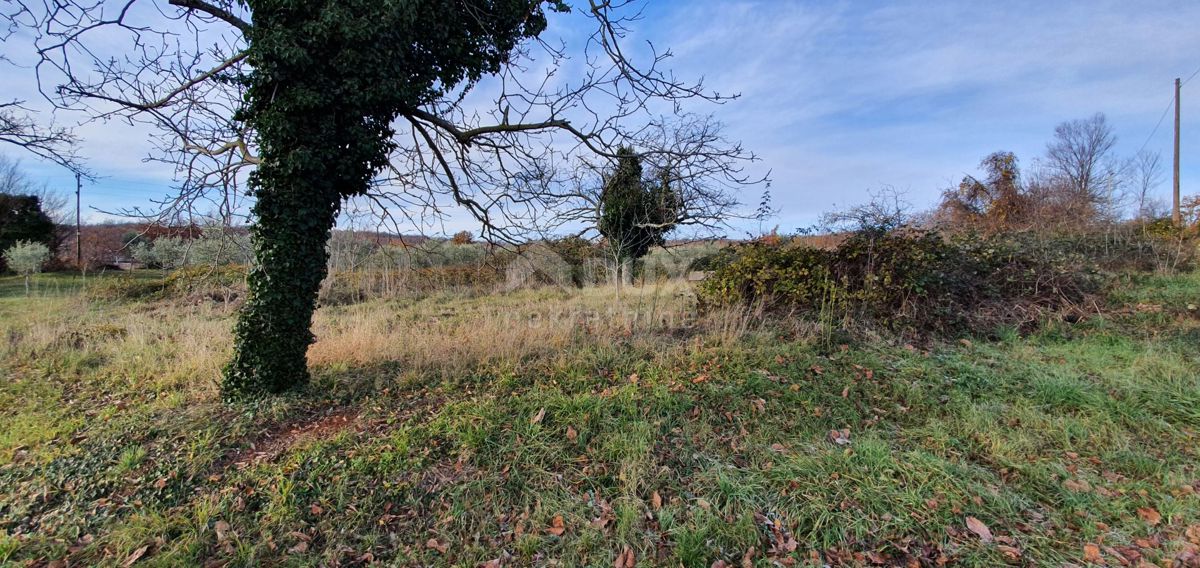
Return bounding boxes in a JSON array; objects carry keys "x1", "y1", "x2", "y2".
[{"x1": 3, "y1": 0, "x2": 1199, "y2": 233}]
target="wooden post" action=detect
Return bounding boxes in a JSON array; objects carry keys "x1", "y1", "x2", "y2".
[
  {"x1": 75, "y1": 171, "x2": 83, "y2": 276},
  {"x1": 1173, "y1": 77, "x2": 1181, "y2": 226}
]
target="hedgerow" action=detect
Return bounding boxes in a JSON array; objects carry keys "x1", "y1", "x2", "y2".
[{"x1": 697, "y1": 229, "x2": 1111, "y2": 334}]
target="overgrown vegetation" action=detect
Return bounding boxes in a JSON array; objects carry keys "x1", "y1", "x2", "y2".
[
  {"x1": 2, "y1": 263, "x2": 1199, "y2": 566},
  {"x1": 698, "y1": 224, "x2": 1195, "y2": 337}
]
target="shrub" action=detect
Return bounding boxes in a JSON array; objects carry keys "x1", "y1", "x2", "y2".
[
  {"x1": 163, "y1": 264, "x2": 248, "y2": 302},
  {"x1": 546, "y1": 236, "x2": 601, "y2": 287},
  {"x1": 686, "y1": 245, "x2": 739, "y2": 272},
  {"x1": 697, "y1": 229, "x2": 1104, "y2": 334},
  {"x1": 3, "y1": 240, "x2": 51, "y2": 295},
  {"x1": 189, "y1": 227, "x2": 253, "y2": 266},
  {"x1": 3, "y1": 240, "x2": 50, "y2": 276},
  {"x1": 131, "y1": 236, "x2": 190, "y2": 269}
]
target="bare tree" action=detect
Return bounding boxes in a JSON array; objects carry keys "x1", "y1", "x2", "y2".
[
  {"x1": 1130, "y1": 150, "x2": 1165, "y2": 220},
  {"x1": 1043, "y1": 113, "x2": 1125, "y2": 217},
  {"x1": 8, "y1": 0, "x2": 762, "y2": 397}
]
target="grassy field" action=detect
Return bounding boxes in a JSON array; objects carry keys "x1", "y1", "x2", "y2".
[{"x1": 1, "y1": 271, "x2": 1199, "y2": 566}]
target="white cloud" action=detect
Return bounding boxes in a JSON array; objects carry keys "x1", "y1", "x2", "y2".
[{"x1": 650, "y1": 0, "x2": 1200, "y2": 229}]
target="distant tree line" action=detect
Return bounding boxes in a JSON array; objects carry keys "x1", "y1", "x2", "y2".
[{"x1": 937, "y1": 113, "x2": 1183, "y2": 233}]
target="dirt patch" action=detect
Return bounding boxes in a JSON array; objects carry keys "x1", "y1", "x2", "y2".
[
  {"x1": 223, "y1": 407, "x2": 360, "y2": 469},
  {"x1": 214, "y1": 390, "x2": 446, "y2": 471}
]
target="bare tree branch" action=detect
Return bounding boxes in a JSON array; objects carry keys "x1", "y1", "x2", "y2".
[
  {"x1": 167, "y1": 0, "x2": 251, "y2": 34},
  {"x1": 0, "y1": 101, "x2": 86, "y2": 175},
  {"x1": 11, "y1": 0, "x2": 765, "y2": 238}
]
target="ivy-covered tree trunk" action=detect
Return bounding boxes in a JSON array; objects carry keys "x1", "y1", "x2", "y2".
[
  {"x1": 217, "y1": 0, "x2": 557, "y2": 400},
  {"x1": 222, "y1": 176, "x2": 341, "y2": 398}
]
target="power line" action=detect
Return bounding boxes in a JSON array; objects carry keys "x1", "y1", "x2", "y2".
[
  {"x1": 1134, "y1": 93, "x2": 1176, "y2": 157},
  {"x1": 1126, "y1": 64, "x2": 1197, "y2": 158},
  {"x1": 1182, "y1": 63, "x2": 1200, "y2": 86}
]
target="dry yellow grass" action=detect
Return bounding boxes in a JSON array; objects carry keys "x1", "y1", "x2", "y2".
[
  {"x1": 307, "y1": 280, "x2": 703, "y2": 375},
  {"x1": 2, "y1": 278, "x2": 722, "y2": 407}
]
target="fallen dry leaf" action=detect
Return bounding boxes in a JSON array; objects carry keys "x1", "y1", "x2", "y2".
[
  {"x1": 614, "y1": 546, "x2": 635, "y2": 568},
  {"x1": 965, "y1": 516, "x2": 993, "y2": 543},
  {"x1": 828, "y1": 428, "x2": 851, "y2": 446},
  {"x1": 289, "y1": 541, "x2": 309, "y2": 554},
  {"x1": 651, "y1": 491, "x2": 662, "y2": 511},
  {"x1": 214, "y1": 520, "x2": 231, "y2": 544},
  {"x1": 1083, "y1": 543, "x2": 1102, "y2": 563},
  {"x1": 530, "y1": 407, "x2": 546, "y2": 425},
  {"x1": 123, "y1": 545, "x2": 149, "y2": 567},
  {"x1": 997, "y1": 544, "x2": 1022, "y2": 560},
  {"x1": 425, "y1": 538, "x2": 448, "y2": 554},
  {"x1": 566, "y1": 426, "x2": 578, "y2": 442},
  {"x1": 1064, "y1": 478, "x2": 1092, "y2": 493},
  {"x1": 1136, "y1": 507, "x2": 1161, "y2": 525},
  {"x1": 741, "y1": 546, "x2": 755, "y2": 568},
  {"x1": 480, "y1": 559, "x2": 502, "y2": 568},
  {"x1": 309, "y1": 503, "x2": 323, "y2": 515},
  {"x1": 1111, "y1": 545, "x2": 1141, "y2": 564},
  {"x1": 1187, "y1": 525, "x2": 1200, "y2": 544},
  {"x1": 546, "y1": 515, "x2": 566, "y2": 536}
]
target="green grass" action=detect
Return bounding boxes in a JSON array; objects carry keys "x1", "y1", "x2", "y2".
[
  {"x1": 1, "y1": 272, "x2": 1198, "y2": 566},
  {"x1": 0, "y1": 269, "x2": 165, "y2": 301}
]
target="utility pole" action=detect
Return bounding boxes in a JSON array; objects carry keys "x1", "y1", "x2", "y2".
[
  {"x1": 74, "y1": 171, "x2": 82, "y2": 276},
  {"x1": 1173, "y1": 77, "x2": 1181, "y2": 226}
]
